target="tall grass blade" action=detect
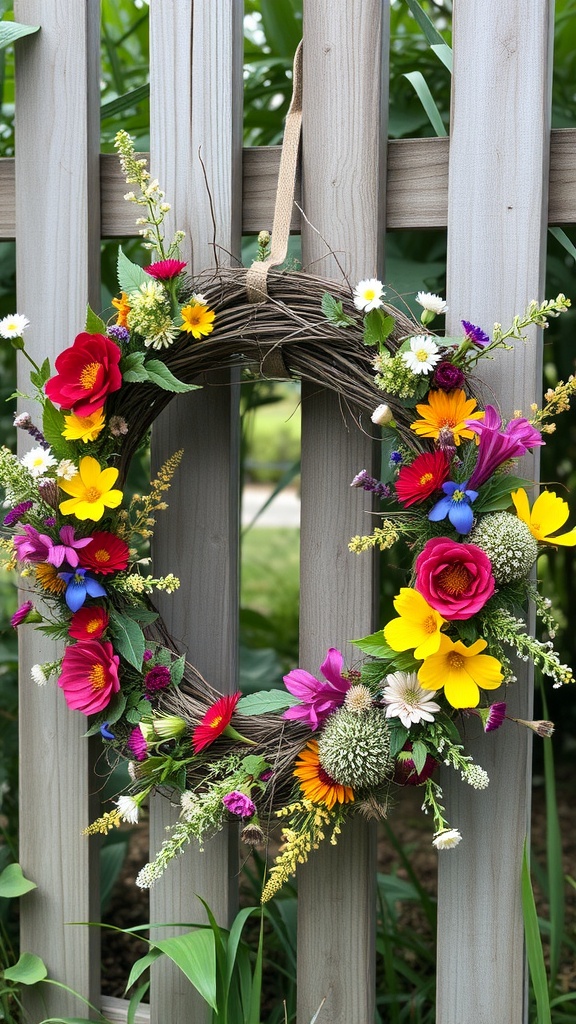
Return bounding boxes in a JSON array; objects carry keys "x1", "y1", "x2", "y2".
[
  {"x1": 549, "y1": 226, "x2": 576, "y2": 262},
  {"x1": 540, "y1": 684, "x2": 565, "y2": 988},
  {"x1": 402, "y1": 0, "x2": 448, "y2": 48},
  {"x1": 403, "y1": 72, "x2": 447, "y2": 137},
  {"x1": 101, "y1": 84, "x2": 150, "y2": 121},
  {"x1": 248, "y1": 912, "x2": 264, "y2": 1024},
  {"x1": 521, "y1": 841, "x2": 552, "y2": 1024},
  {"x1": 153, "y1": 930, "x2": 218, "y2": 1012}
]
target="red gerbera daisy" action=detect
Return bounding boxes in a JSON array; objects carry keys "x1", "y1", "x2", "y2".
[
  {"x1": 79, "y1": 532, "x2": 130, "y2": 575},
  {"x1": 192, "y1": 691, "x2": 242, "y2": 753},
  {"x1": 68, "y1": 605, "x2": 109, "y2": 641},
  {"x1": 144, "y1": 259, "x2": 187, "y2": 280},
  {"x1": 58, "y1": 639, "x2": 120, "y2": 715},
  {"x1": 45, "y1": 332, "x2": 122, "y2": 417},
  {"x1": 395, "y1": 450, "x2": 449, "y2": 507}
]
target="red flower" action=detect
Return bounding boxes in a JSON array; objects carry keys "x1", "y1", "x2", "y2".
[
  {"x1": 415, "y1": 537, "x2": 495, "y2": 621},
  {"x1": 79, "y1": 532, "x2": 130, "y2": 575},
  {"x1": 144, "y1": 259, "x2": 187, "y2": 280},
  {"x1": 68, "y1": 606, "x2": 109, "y2": 641},
  {"x1": 193, "y1": 692, "x2": 242, "y2": 753},
  {"x1": 58, "y1": 639, "x2": 120, "y2": 715},
  {"x1": 395, "y1": 451, "x2": 450, "y2": 507},
  {"x1": 393, "y1": 742, "x2": 438, "y2": 786},
  {"x1": 45, "y1": 333, "x2": 122, "y2": 416}
]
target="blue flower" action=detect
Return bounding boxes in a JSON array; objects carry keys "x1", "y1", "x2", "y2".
[
  {"x1": 461, "y1": 320, "x2": 490, "y2": 348},
  {"x1": 428, "y1": 480, "x2": 478, "y2": 535},
  {"x1": 100, "y1": 722, "x2": 115, "y2": 740},
  {"x1": 58, "y1": 568, "x2": 107, "y2": 612}
]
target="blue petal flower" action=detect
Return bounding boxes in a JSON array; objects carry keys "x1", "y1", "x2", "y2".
[
  {"x1": 100, "y1": 722, "x2": 115, "y2": 740},
  {"x1": 58, "y1": 568, "x2": 107, "y2": 612},
  {"x1": 428, "y1": 481, "x2": 478, "y2": 535}
]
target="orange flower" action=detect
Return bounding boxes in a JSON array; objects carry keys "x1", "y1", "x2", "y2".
[
  {"x1": 35, "y1": 562, "x2": 67, "y2": 595},
  {"x1": 111, "y1": 291, "x2": 131, "y2": 327},
  {"x1": 294, "y1": 741, "x2": 354, "y2": 810},
  {"x1": 410, "y1": 389, "x2": 484, "y2": 445}
]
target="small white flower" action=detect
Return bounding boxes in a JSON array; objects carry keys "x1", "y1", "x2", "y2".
[
  {"x1": 0, "y1": 313, "x2": 30, "y2": 339},
  {"x1": 353, "y1": 278, "x2": 385, "y2": 312},
  {"x1": 381, "y1": 671, "x2": 440, "y2": 728},
  {"x1": 127, "y1": 762, "x2": 138, "y2": 782},
  {"x1": 21, "y1": 446, "x2": 57, "y2": 478},
  {"x1": 31, "y1": 664, "x2": 48, "y2": 686},
  {"x1": 401, "y1": 336, "x2": 441, "y2": 375},
  {"x1": 371, "y1": 403, "x2": 393, "y2": 426},
  {"x1": 57, "y1": 458, "x2": 77, "y2": 481},
  {"x1": 416, "y1": 292, "x2": 447, "y2": 315},
  {"x1": 116, "y1": 795, "x2": 140, "y2": 824},
  {"x1": 191, "y1": 292, "x2": 207, "y2": 306},
  {"x1": 432, "y1": 828, "x2": 462, "y2": 850}
]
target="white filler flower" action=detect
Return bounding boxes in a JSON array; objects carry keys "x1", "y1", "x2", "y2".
[
  {"x1": 432, "y1": 828, "x2": 462, "y2": 850},
  {"x1": 381, "y1": 671, "x2": 440, "y2": 728},
  {"x1": 116, "y1": 795, "x2": 140, "y2": 824},
  {"x1": 401, "y1": 336, "x2": 441, "y2": 375},
  {"x1": 21, "y1": 446, "x2": 57, "y2": 478},
  {"x1": 0, "y1": 313, "x2": 30, "y2": 339},
  {"x1": 416, "y1": 292, "x2": 448, "y2": 315},
  {"x1": 371, "y1": 403, "x2": 393, "y2": 426},
  {"x1": 353, "y1": 278, "x2": 385, "y2": 312}
]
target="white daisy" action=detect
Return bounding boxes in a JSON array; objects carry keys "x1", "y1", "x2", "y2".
[
  {"x1": 0, "y1": 313, "x2": 30, "y2": 339},
  {"x1": 381, "y1": 671, "x2": 440, "y2": 728},
  {"x1": 116, "y1": 795, "x2": 140, "y2": 824},
  {"x1": 371, "y1": 403, "x2": 393, "y2": 426},
  {"x1": 191, "y1": 292, "x2": 208, "y2": 305},
  {"x1": 21, "y1": 446, "x2": 57, "y2": 478},
  {"x1": 432, "y1": 828, "x2": 462, "y2": 850},
  {"x1": 353, "y1": 278, "x2": 385, "y2": 312},
  {"x1": 416, "y1": 292, "x2": 447, "y2": 315},
  {"x1": 401, "y1": 336, "x2": 441, "y2": 375},
  {"x1": 57, "y1": 458, "x2": 77, "y2": 481},
  {"x1": 31, "y1": 664, "x2": 48, "y2": 686}
]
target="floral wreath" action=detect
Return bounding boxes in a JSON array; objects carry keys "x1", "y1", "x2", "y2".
[{"x1": 2, "y1": 130, "x2": 575, "y2": 903}]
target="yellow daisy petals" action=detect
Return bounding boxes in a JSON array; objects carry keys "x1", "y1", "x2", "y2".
[
  {"x1": 418, "y1": 634, "x2": 503, "y2": 709},
  {"x1": 384, "y1": 587, "x2": 446, "y2": 660},
  {"x1": 62, "y1": 408, "x2": 105, "y2": 443},
  {"x1": 512, "y1": 487, "x2": 576, "y2": 546}
]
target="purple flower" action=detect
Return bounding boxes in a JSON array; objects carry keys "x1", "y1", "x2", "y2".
[
  {"x1": 11, "y1": 600, "x2": 34, "y2": 627},
  {"x1": 350, "y1": 470, "x2": 390, "y2": 499},
  {"x1": 466, "y1": 405, "x2": 544, "y2": 489},
  {"x1": 143, "y1": 649, "x2": 154, "y2": 662},
  {"x1": 484, "y1": 702, "x2": 507, "y2": 732},
  {"x1": 127, "y1": 726, "x2": 148, "y2": 761},
  {"x1": 58, "y1": 568, "x2": 107, "y2": 612},
  {"x1": 432, "y1": 360, "x2": 465, "y2": 391},
  {"x1": 390, "y1": 451, "x2": 404, "y2": 466},
  {"x1": 222, "y1": 791, "x2": 256, "y2": 818},
  {"x1": 3, "y1": 500, "x2": 33, "y2": 527},
  {"x1": 144, "y1": 665, "x2": 172, "y2": 695},
  {"x1": 107, "y1": 325, "x2": 130, "y2": 344},
  {"x1": 428, "y1": 480, "x2": 478, "y2": 534},
  {"x1": 13, "y1": 524, "x2": 52, "y2": 562},
  {"x1": 45, "y1": 525, "x2": 93, "y2": 568},
  {"x1": 461, "y1": 320, "x2": 490, "y2": 347},
  {"x1": 44, "y1": 517, "x2": 56, "y2": 527},
  {"x1": 283, "y1": 648, "x2": 351, "y2": 730}
]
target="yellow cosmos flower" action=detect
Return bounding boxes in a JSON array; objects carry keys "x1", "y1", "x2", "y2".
[
  {"x1": 58, "y1": 455, "x2": 123, "y2": 522},
  {"x1": 511, "y1": 488, "x2": 576, "y2": 546},
  {"x1": 418, "y1": 634, "x2": 503, "y2": 709},
  {"x1": 62, "y1": 408, "x2": 106, "y2": 443},
  {"x1": 384, "y1": 587, "x2": 446, "y2": 660},
  {"x1": 180, "y1": 302, "x2": 216, "y2": 340},
  {"x1": 294, "y1": 741, "x2": 354, "y2": 810},
  {"x1": 111, "y1": 291, "x2": 131, "y2": 327},
  {"x1": 410, "y1": 388, "x2": 484, "y2": 445}
]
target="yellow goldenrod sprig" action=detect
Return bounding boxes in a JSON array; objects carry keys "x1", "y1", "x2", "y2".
[
  {"x1": 82, "y1": 810, "x2": 122, "y2": 836},
  {"x1": 261, "y1": 800, "x2": 344, "y2": 903},
  {"x1": 530, "y1": 375, "x2": 576, "y2": 429},
  {"x1": 349, "y1": 520, "x2": 401, "y2": 553}
]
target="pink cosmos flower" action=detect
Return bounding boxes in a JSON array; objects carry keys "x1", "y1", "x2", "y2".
[
  {"x1": 222, "y1": 791, "x2": 256, "y2": 818},
  {"x1": 415, "y1": 537, "x2": 495, "y2": 620},
  {"x1": 45, "y1": 525, "x2": 93, "y2": 568},
  {"x1": 13, "y1": 524, "x2": 52, "y2": 563},
  {"x1": 283, "y1": 648, "x2": 351, "y2": 730},
  {"x1": 466, "y1": 405, "x2": 544, "y2": 489},
  {"x1": 144, "y1": 259, "x2": 187, "y2": 280},
  {"x1": 58, "y1": 639, "x2": 120, "y2": 715}
]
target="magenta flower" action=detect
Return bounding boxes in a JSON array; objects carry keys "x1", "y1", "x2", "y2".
[
  {"x1": 127, "y1": 726, "x2": 148, "y2": 761},
  {"x1": 484, "y1": 701, "x2": 507, "y2": 732},
  {"x1": 13, "y1": 524, "x2": 52, "y2": 562},
  {"x1": 3, "y1": 500, "x2": 33, "y2": 527},
  {"x1": 11, "y1": 600, "x2": 34, "y2": 627},
  {"x1": 222, "y1": 791, "x2": 256, "y2": 818},
  {"x1": 45, "y1": 525, "x2": 93, "y2": 568},
  {"x1": 283, "y1": 648, "x2": 351, "y2": 729},
  {"x1": 58, "y1": 639, "x2": 120, "y2": 715},
  {"x1": 415, "y1": 536, "x2": 495, "y2": 620},
  {"x1": 466, "y1": 405, "x2": 544, "y2": 489},
  {"x1": 144, "y1": 259, "x2": 187, "y2": 281},
  {"x1": 144, "y1": 665, "x2": 171, "y2": 696},
  {"x1": 432, "y1": 361, "x2": 465, "y2": 391}
]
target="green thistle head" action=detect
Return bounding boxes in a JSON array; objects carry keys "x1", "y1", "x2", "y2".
[
  {"x1": 318, "y1": 708, "x2": 392, "y2": 788},
  {"x1": 470, "y1": 511, "x2": 538, "y2": 584}
]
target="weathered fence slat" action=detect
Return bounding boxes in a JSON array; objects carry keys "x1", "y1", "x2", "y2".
[
  {"x1": 14, "y1": 1, "x2": 101, "y2": 1020},
  {"x1": 149, "y1": 2, "x2": 244, "y2": 1022},
  {"x1": 437, "y1": 2, "x2": 555, "y2": 1022}
]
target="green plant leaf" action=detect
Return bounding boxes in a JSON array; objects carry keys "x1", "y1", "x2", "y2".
[
  {"x1": 403, "y1": 0, "x2": 447, "y2": 48},
  {"x1": 521, "y1": 841, "x2": 552, "y2": 1024},
  {"x1": 410, "y1": 740, "x2": 428, "y2": 775},
  {"x1": 388, "y1": 723, "x2": 410, "y2": 758},
  {"x1": 403, "y1": 71, "x2": 447, "y2": 137},
  {"x1": 153, "y1": 931, "x2": 218, "y2": 1011},
  {"x1": 82, "y1": 692, "x2": 127, "y2": 736},
  {"x1": 124, "y1": 607, "x2": 159, "y2": 625},
  {"x1": 237, "y1": 690, "x2": 298, "y2": 715},
  {"x1": 170, "y1": 654, "x2": 186, "y2": 687},
  {"x1": 121, "y1": 351, "x2": 149, "y2": 383},
  {"x1": 431, "y1": 42, "x2": 453, "y2": 72},
  {"x1": 321, "y1": 292, "x2": 355, "y2": 328},
  {"x1": 143, "y1": 359, "x2": 200, "y2": 394},
  {"x1": 474, "y1": 474, "x2": 532, "y2": 514},
  {"x1": 549, "y1": 225, "x2": 576, "y2": 262},
  {"x1": 84, "y1": 304, "x2": 107, "y2": 335},
  {"x1": 3, "y1": 952, "x2": 47, "y2": 985},
  {"x1": 42, "y1": 399, "x2": 69, "y2": 458},
  {"x1": 363, "y1": 309, "x2": 395, "y2": 347},
  {"x1": 101, "y1": 83, "x2": 150, "y2": 121},
  {"x1": 0, "y1": 862, "x2": 37, "y2": 898},
  {"x1": 108, "y1": 609, "x2": 145, "y2": 670},
  {"x1": 117, "y1": 245, "x2": 147, "y2": 293},
  {"x1": 0, "y1": 22, "x2": 40, "y2": 50},
  {"x1": 125, "y1": 948, "x2": 164, "y2": 992}
]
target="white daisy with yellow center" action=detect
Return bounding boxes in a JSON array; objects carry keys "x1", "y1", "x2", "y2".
[
  {"x1": 401, "y1": 335, "x2": 441, "y2": 375},
  {"x1": 353, "y1": 278, "x2": 385, "y2": 312}
]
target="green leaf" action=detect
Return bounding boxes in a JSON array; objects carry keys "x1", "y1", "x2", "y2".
[
  {"x1": 117, "y1": 245, "x2": 147, "y2": 294},
  {"x1": 125, "y1": 948, "x2": 164, "y2": 993},
  {"x1": 403, "y1": 0, "x2": 447, "y2": 48},
  {"x1": 321, "y1": 292, "x2": 355, "y2": 328},
  {"x1": 237, "y1": 690, "x2": 298, "y2": 715},
  {"x1": 108, "y1": 609, "x2": 145, "y2": 670},
  {"x1": 0, "y1": 22, "x2": 40, "y2": 50},
  {"x1": 410, "y1": 740, "x2": 428, "y2": 775},
  {"x1": 549, "y1": 225, "x2": 576, "y2": 262},
  {"x1": 431, "y1": 42, "x2": 453, "y2": 73},
  {"x1": 153, "y1": 931, "x2": 218, "y2": 1011},
  {"x1": 521, "y1": 841, "x2": 552, "y2": 1024},
  {"x1": 42, "y1": 399, "x2": 69, "y2": 458},
  {"x1": 3, "y1": 952, "x2": 47, "y2": 985},
  {"x1": 388, "y1": 723, "x2": 410, "y2": 759},
  {"x1": 84, "y1": 304, "x2": 107, "y2": 335},
  {"x1": 359, "y1": 660, "x2": 388, "y2": 689},
  {"x1": 121, "y1": 351, "x2": 146, "y2": 373},
  {"x1": 474, "y1": 474, "x2": 532, "y2": 514},
  {"x1": 0, "y1": 862, "x2": 37, "y2": 898},
  {"x1": 124, "y1": 606, "x2": 159, "y2": 625},
  {"x1": 403, "y1": 71, "x2": 447, "y2": 138},
  {"x1": 351, "y1": 631, "x2": 394, "y2": 658},
  {"x1": 101, "y1": 83, "x2": 150, "y2": 121},
  {"x1": 143, "y1": 359, "x2": 200, "y2": 394},
  {"x1": 82, "y1": 692, "x2": 127, "y2": 736},
  {"x1": 363, "y1": 309, "x2": 395, "y2": 347},
  {"x1": 170, "y1": 654, "x2": 186, "y2": 687}
]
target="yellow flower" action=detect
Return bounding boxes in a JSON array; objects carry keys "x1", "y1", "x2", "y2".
[
  {"x1": 180, "y1": 302, "x2": 216, "y2": 340},
  {"x1": 111, "y1": 291, "x2": 131, "y2": 327},
  {"x1": 59, "y1": 456, "x2": 123, "y2": 522},
  {"x1": 384, "y1": 587, "x2": 446, "y2": 660},
  {"x1": 511, "y1": 488, "x2": 576, "y2": 546},
  {"x1": 410, "y1": 388, "x2": 484, "y2": 445},
  {"x1": 35, "y1": 562, "x2": 67, "y2": 595},
  {"x1": 294, "y1": 741, "x2": 354, "y2": 810},
  {"x1": 62, "y1": 408, "x2": 106, "y2": 443},
  {"x1": 418, "y1": 634, "x2": 503, "y2": 709}
]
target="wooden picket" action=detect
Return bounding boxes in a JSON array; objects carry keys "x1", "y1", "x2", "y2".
[{"x1": 7, "y1": 0, "x2": 563, "y2": 1021}]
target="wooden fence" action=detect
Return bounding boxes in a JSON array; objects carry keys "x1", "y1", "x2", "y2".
[{"x1": 7, "y1": 0, "x2": 572, "y2": 1021}]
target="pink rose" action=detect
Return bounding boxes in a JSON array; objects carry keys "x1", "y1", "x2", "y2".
[{"x1": 415, "y1": 537, "x2": 495, "y2": 620}]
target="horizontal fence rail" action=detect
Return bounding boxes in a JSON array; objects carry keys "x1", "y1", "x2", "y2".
[{"x1": 1, "y1": 129, "x2": 576, "y2": 241}]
